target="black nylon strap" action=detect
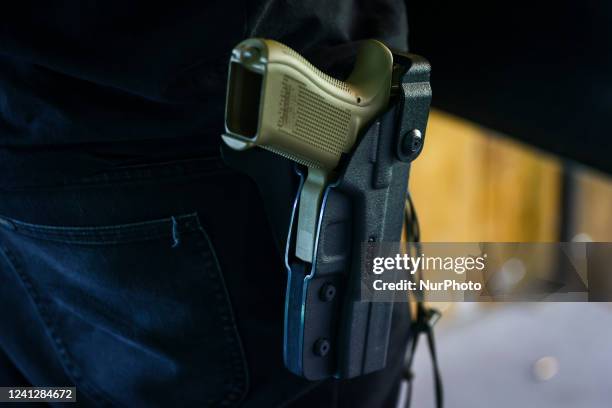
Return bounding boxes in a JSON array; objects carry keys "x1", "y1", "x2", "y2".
[
  {"x1": 402, "y1": 194, "x2": 443, "y2": 408},
  {"x1": 402, "y1": 302, "x2": 443, "y2": 408}
]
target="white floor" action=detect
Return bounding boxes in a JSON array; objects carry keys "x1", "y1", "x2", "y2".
[{"x1": 410, "y1": 303, "x2": 612, "y2": 408}]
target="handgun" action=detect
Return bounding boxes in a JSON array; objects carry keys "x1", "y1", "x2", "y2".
[
  {"x1": 222, "y1": 38, "x2": 393, "y2": 263},
  {"x1": 221, "y1": 38, "x2": 431, "y2": 380}
]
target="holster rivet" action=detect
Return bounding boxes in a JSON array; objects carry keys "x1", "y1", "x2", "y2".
[
  {"x1": 314, "y1": 338, "x2": 331, "y2": 357},
  {"x1": 319, "y1": 284, "x2": 336, "y2": 302}
]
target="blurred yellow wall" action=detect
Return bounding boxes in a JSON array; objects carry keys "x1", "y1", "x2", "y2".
[
  {"x1": 571, "y1": 169, "x2": 612, "y2": 241},
  {"x1": 409, "y1": 109, "x2": 612, "y2": 242}
]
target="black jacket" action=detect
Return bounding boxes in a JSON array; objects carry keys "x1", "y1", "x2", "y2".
[{"x1": 0, "y1": 0, "x2": 408, "y2": 188}]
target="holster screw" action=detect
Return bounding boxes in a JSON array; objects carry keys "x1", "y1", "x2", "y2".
[
  {"x1": 401, "y1": 129, "x2": 423, "y2": 156},
  {"x1": 314, "y1": 338, "x2": 331, "y2": 357},
  {"x1": 319, "y1": 284, "x2": 336, "y2": 302}
]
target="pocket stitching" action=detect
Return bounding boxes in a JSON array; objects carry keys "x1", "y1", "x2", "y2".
[
  {"x1": 0, "y1": 213, "x2": 200, "y2": 245},
  {"x1": 0, "y1": 241, "x2": 120, "y2": 407},
  {"x1": 0, "y1": 212, "x2": 250, "y2": 406},
  {"x1": 193, "y1": 216, "x2": 250, "y2": 406}
]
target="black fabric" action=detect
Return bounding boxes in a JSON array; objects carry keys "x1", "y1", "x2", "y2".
[
  {"x1": 0, "y1": 0, "x2": 408, "y2": 189},
  {"x1": 0, "y1": 2, "x2": 413, "y2": 407},
  {"x1": 0, "y1": 159, "x2": 411, "y2": 407},
  {"x1": 407, "y1": 0, "x2": 612, "y2": 174}
]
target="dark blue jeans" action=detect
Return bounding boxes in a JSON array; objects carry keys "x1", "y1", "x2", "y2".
[{"x1": 0, "y1": 157, "x2": 410, "y2": 407}]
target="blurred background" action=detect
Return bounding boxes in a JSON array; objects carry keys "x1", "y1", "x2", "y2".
[
  {"x1": 402, "y1": 1, "x2": 612, "y2": 405},
  {"x1": 411, "y1": 110, "x2": 612, "y2": 244},
  {"x1": 407, "y1": 110, "x2": 612, "y2": 407}
]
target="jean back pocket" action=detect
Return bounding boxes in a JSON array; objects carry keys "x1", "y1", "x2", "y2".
[{"x1": 0, "y1": 213, "x2": 248, "y2": 407}]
